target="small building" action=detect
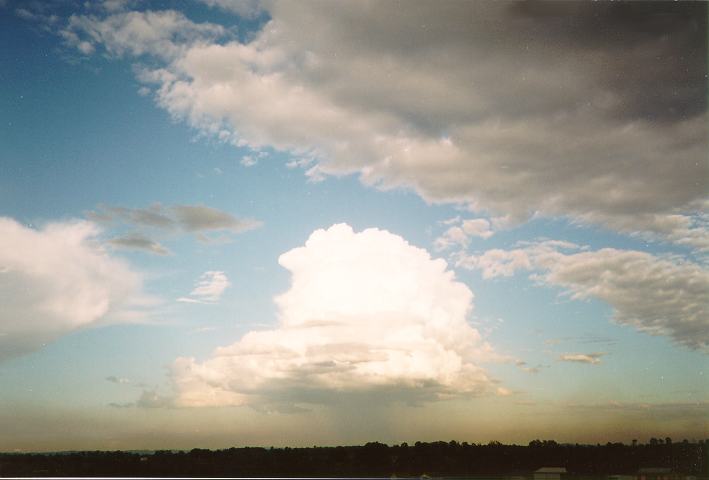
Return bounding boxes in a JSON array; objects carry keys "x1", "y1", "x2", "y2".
[
  {"x1": 637, "y1": 468, "x2": 677, "y2": 480},
  {"x1": 534, "y1": 467, "x2": 567, "y2": 480},
  {"x1": 608, "y1": 475, "x2": 634, "y2": 480}
]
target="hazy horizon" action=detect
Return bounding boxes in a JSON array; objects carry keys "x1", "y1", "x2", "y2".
[{"x1": 0, "y1": 0, "x2": 707, "y2": 453}]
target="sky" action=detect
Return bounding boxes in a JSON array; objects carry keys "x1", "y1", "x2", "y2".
[{"x1": 0, "y1": 0, "x2": 707, "y2": 452}]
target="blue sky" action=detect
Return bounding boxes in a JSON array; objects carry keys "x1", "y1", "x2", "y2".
[{"x1": 0, "y1": 0, "x2": 707, "y2": 451}]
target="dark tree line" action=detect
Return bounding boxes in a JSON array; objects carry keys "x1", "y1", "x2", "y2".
[{"x1": 0, "y1": 439, "x2": 706, "y2": 477}]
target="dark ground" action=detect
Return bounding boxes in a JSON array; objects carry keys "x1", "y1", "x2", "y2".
[{"x1": 0, "y1": 439, "x2": 706, "y2": 477}]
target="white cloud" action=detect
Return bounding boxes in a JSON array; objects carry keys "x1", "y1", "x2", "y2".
[
  {"x1": 99, "y1": 0, "x2": 135, "y2": 13},
  {"x1": 539, "y1": 249, "x2": 709, "y2": 351},
  {"x1": 559, "y1": 353, "x2": 605, "y2": 365},
  {"x1": 61, "y1": 3, "x2": 707, "y2": 249},
  {"x1": 434, "y1": 226, "x2": 467, "y2": 251},
  {"x1": 456, "y1": 248, "x2": 532, "y2": 279},
  {"x1": 462, "y1": 219, "x2": 494, "y2": 239},
  {"x1": 76, "y1": 40, "x2": 95, "y2": 55},
  {"x1": 172, "y1": 224, "x2": 499, "y2": 407},
  {"x1": 435, "y1": 217, "x2": 494, "y2": 251},
  {"x1": 198, "y1": 0, "x2": 263, "y2": 18},
  {"x1": 285, "y1": 157, "x2": 314, "y2": 170},
  {"x1": 136, "y1": 389, "x2": 173, "y2": 408},
  {"x1": 459, "y1": 242, "x2": 709, "y2": 350},
  {"x1": 62, "y1": 9, "x2": 226, "y2": 61},
  {"x1": 0, "y1": 217, "x2": 149, "y2": 361},
  {"x1": 15, "y1": 7, "x2": 39, "y2": 21},
  {"x1": 495, "y1": 386, "x2": 513, "y2": 397},
  {"x1": 177, "y1": 271, "x2": 230, "y2": 304},
  {"x1": 240, "y1": 155, "x2": 256, "y2": 167}
]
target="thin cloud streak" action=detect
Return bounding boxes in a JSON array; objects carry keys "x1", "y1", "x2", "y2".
[{"x1": 559, "y1": 353, "x2": 605, "y2": 365}]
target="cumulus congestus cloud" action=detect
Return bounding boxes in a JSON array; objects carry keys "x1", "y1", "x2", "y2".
[{"x1": 172, "y1": 224, "x2": 501, "y2": 408}]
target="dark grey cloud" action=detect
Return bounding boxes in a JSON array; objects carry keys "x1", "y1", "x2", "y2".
[
  {"x1": 109, "y1": 205, "x2": 175, "y2": 229},
  {"x1": 92, "y1": 203, "x2": 261, "y2": 233},
  {"x1": 171, "y1": 204, "x2": 258, "y2": 233},
  {"x1": 506, "y1": 2, "x2": 707, "y2": 124},
  {"x1": 87, "y1": 204, "x2": 172, "y2": 228},
  {"x1": 88, "y1": 203, "x2": 262, "y2": 252},
  {"x1": 269, "y1": 1, "x2": 706, "y2": 129},
  {"x1": 64, "y1": 2, "x2": 707, "y2": 246},
  {"x1": 108, "y1": 232, "x2": 170, "y2": 255}
]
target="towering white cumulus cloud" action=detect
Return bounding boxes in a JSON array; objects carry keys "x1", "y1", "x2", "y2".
[
  {"x1": 0, "y1": 218, "x2": 147, "y2": 360},
  {"x1": 173, "y1": 224, "x2": 497, "y2": 407}
]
